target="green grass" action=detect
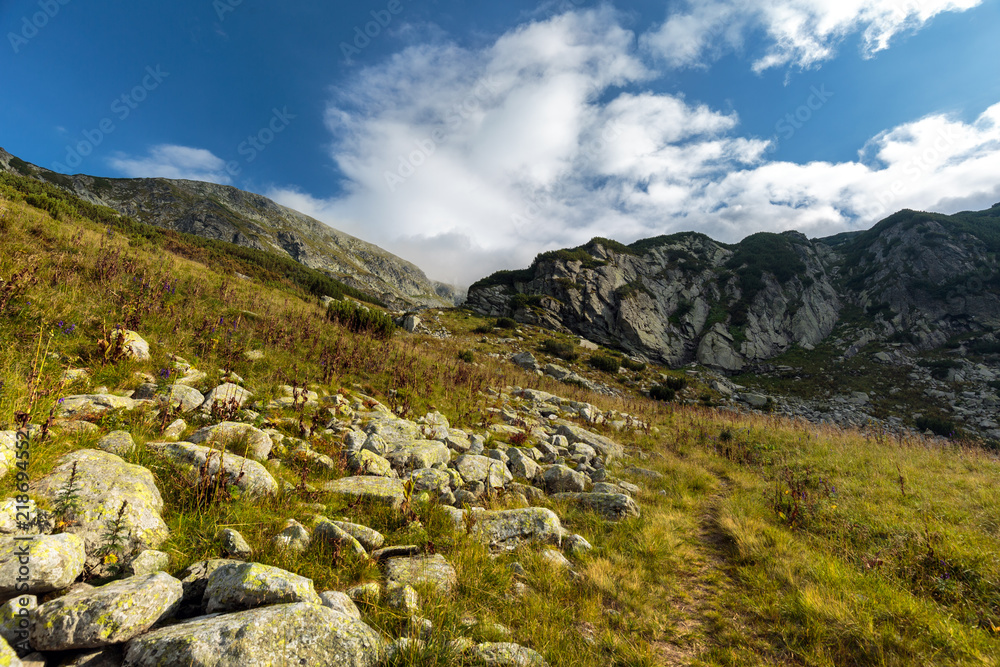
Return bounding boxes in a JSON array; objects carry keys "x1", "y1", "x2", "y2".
[{"x1": 2, "y1": 188, "x2": 1000, "y2": 665}]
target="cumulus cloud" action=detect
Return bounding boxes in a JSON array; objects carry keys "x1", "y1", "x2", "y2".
[
  {"x1": 642, "y1": 0, "x2": 983, "y2": 71},
  {"x1": 108, "y1": 145, "x2": 232, "y2": 184},
  {"x1": 268, "y1": 6, "x2": 1000, "y2": 287}
]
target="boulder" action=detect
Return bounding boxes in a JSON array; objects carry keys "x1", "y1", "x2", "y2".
[
  {"x1": 550, "y1": 492, "x2": 640, "y2": 521},
  {"x1": 511, "y1": 352, "x2": 539, "y2": 371},
  {"x1": 144, "y1": 384, "x2": 205, "y2": 413},
  {"x1": 175, "y1": 559, "x2": 240, "y2": 615},
  {"x1": 458, "y1": 507, "x2": 564, "y2": 551},
  {"x1": 314, "y1": 521, "x2": 367, "y2": 558},
  {"x1": 0, "y1": 594, "x2": 35, "y2": 649},
  {"x1": 30, "y1": 450, "x2": 168, "y2": 562},
  {"x1": 109, "y1": 329, "x2": 150, "y2": 361},
  {"x1": 203, "y1": 562, "x2": 320, "y2": 613},
  {"x1": 272, "y1": 519, "x2": 311, "y2": 553},
  {"x1": 0, "y1": 636, "x2": 21, "y2": 666},
  {"x1": 330, "y1": 521, "x2": 384, "y2": 551},
  {"x1": 0, "y1": 498, "x2": 52, "y2": 535},
  {"x1": 347, "y1": 450, "x2": 395, "y2": 478},
  {"x1": 54, "y1": 395, "x2": 138, "y2": 419},
  {"x1": 128, "y1": 549, "x2": 170, "y2": 577},
  {"x1": 467, "y1": 642, "x2": 549, "y2": 666},
  {"x1": 123, "y1": 602, "x2": 386, "y2": 667},
  {"x1": 319, "y1": 591, "x2": 362, "y2": 619},
  {"x1": 30, "y1": 572, "x2": 182, "y2": 651},
  {"x1": 218, "y1": 528, "x2": 252, "y2": 560},
  {"x1": 383, "y1": 555, "x2": 456, "y2": 596},
  {"x1": 384, "y1": 441, "x2": 450, "y2": 473},
  {"x1": 323, "y1": 477, "x2": 406, "y2": 510},
  {"x1": 554, "y1": 422, "x2": 625, "y2": 460},
  {"x1": 95, "y1": 430, "x2": 135, "y2": 457},
  {"x1": 453, "y1": 455, "x2": 511, "y2": 489},
  {"x1": 186, "y1": 422, "x2": 272, "y2": 462},
  {"x1": 408, "y1": 468, "x2": 452, "y2": 494},
  {"x1": 542, "y1": 465, "x2": 589, "y2": 494},
  {"x1": 199, "y1": 383, "x2": 252, "y2": 413},
  {"x1": 145, "y1": 441, "x2": 277, "y2": 498}
]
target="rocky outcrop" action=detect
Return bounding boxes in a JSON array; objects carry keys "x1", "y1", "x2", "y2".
[{"x1": 467, "y1": 207, "x2": 1000, "y2": 370}]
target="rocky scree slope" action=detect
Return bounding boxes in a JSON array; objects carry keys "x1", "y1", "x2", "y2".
[
  {"x1": 0, "y1": 148, "x2": 454, "y2": 309},
  {"x1": 467, "y1": 206, "x2": 1000, "y2": 371},
  {"x1": 0, "y1": 329, "x2": 650, "y2": 666}
]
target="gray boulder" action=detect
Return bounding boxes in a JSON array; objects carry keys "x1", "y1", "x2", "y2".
[
  {"x1": 453, "y1": 455, "x2": 512, "y2": 488},
  {"x1": 550, "y1": 492, "x2": 640, "y2": 521},
  {"x1": 54, "y1": 394, "x2": 138, "y2": 419},
  {"x1": 200, "y1": 383, "x2": 252, "y2": 413},
  {"x1": 468, "y1": 642, "x2": 549, "y2": 666},
  {"x1": 453, "y1": 507, "x2": 563, "y2": 552},
  {"x1": 319, "y1": 591, "x2": 362, "y2": 619},
  {"x1": 0, "y1": 533, "x2": 85, "y2": 597},
  {"x1": 554, "y1": 422, "x2": 624, "y2": 460},
  {"x1": 30, "y1": 572, "x2": 182, "y2": 651},
  {"x1": 314, "y1": 521, "x2": 367, "y2": 557},
  {"x1": 323, "y1": 477, "x2": 406, "y2": 510},
  {"x1": 383, "y1": 554, "x2": 456, "y2": 595},
  {"x1": 186, "y1": 422, "x2": 272, "y2": 462},
  {"x1": 95, "y1": 430, "x2": 135, "y2": 457},
  {"x1": 331, "y1": 521, "x2": 385, "y2": 551},
  {"x1": 218, "y1": 528, "x2": 252, "y2": 560},
  {"x1": 347, "y1": 449, "x2": 396, "y2": 478},
  {"x1": 204, "y1": 562, "x2": 320, "y2": 613},
  {"x1": 123, "y1": 602, "x2": 386, "y2": 667},
  {"x1": 145, "y1": 441, "x2": 277, "y2": 497},
  {"x1": 128, "y1": 549, "x2": 170, "y2": 576},
  {"x1": 30, "y1": 450, "x2": 169, "y2": 562},
  {"x1": 384, "y1": 440, "x2": 450, "y2": 473},
  {"x1": 542, "y1": 465, "x2": 589, "y2": 493}
]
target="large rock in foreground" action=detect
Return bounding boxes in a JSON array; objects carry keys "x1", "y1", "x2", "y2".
[
  {"x1": 30, "y1": 572, "x2": 182, "y2": 650},
  {"x1": 146, "y1": 442, "x2": 277, "y2": 498},
  {"x1": 123, "y1": 602, "x2": 386, "y2": 667},
  {"x1": 31, "y1": 450, "x2": 168, "y2": 561}
]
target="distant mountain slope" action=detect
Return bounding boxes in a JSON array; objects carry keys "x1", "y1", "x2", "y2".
[
  {"x1": 0, "y1": 148, "x2": 454, "y2": 309},
  {"x1": 467, "y1": 206, "x2": 1000, "y2": 369}
]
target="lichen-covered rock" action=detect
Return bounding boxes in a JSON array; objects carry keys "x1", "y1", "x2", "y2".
[
  {"x1": 30, "y1": 572, "x2": 182, "y2": 651},
  {"x1": 0, "y1": 498, "x2": 52, "y2": 536},
  {"x1": 109, "y1": 329, "x2": 150, "y2": 361},
  {"x1": 314, "y1": 521, "x2": 366, "y2": 557},
  {"x1": 330, "y1": 521, "x2": 384, "y2": 551},
  {"x1": 453, "y1": 455, "x2": 512, "y2": 488},
  {"x1": 53, "y1": 646, "x2": 123, "y2": 666},
  {"x1": 272, "y1": 519, "x2": 311, "y2": 553},
  {"x1": 30, "y1": 450, "x2": 168, "y2": 562},
  {"x1": 128, "y1": 549, "x2": 170, "y2": 577},
  {"x1": 0, "y1": 636, "x2": 22, "y2": 666},
  {"x1": 320, "y1": 590, "x2": 362, "y2": 619},
  {"x1": 383, "y1": 555, "x2": 456, "y2": 596},
  {"x1": 384, "y1": 583, "x2": 420, "y2": 615},
  {"x1": 384, "y1": 441, "x2": 450, "y2": 473},
  {"x1": 506, "y1": 449, "x2": 540, "y2": 482},
  {"x1": 0, "y1": 594, "x2": 35, "y2": 650},
  {"x1": 453, "y1": 507, "x2": 564, "y2": 551},
  {"x1": 323, "y1": 477, "x2": 405, "y2": 510},
  {"x1": 176, "y1": 559, "x2": 240, "y2": 615},
  {"x1": 145, "y1": 441, "x2": 277, "y2": 497},
  {"x1": 554, "y1": 422, "x2": 624, "y2": 460},
  {"x1": 123, "y1": 602, "x2": 386, "y2": 667},
  {"x1": 542, "y1": 465, "x2": 589, "y2": 493},
  {"x1": 408, "y1": 468, "x2": 452, "y2": 494},
  {"x1": 467, "y1": 642, "x2": 549, "y2": 666},
  {"x1": 186, "y1": 422, "x2": 272, "y2": 462},
  {"x1": 162, "y1": 419, "x2": 186, "y2": 442},
  {"x1": 96, "y1": 430, "x2": 135, "y2": 457},
  {"x1": 347, "y1": 449, "x2": 396, "y2": 478},
  {"x1": 199, "y1": 383, "x2": 252, "y2": 413},
  {"x1": 134, "y1": 383, "x2": 205, "y2": 413},
  {"x1": 203, "y1": 562, "x2": 320, "y2": 613},
  {"x1": 54, "y1": 395, "x2": 138, "y2": 419},
  {"x1": 550, "y1": 492, "x2": 640, "y2": 521},
  {"x1": 218, "y1": 528, "x2": 252, "y2": 560}
]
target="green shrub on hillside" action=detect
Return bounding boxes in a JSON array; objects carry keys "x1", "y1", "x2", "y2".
[
  {"x1": 649, "y1": 384, "x2": 676, "y2": 401},
  {"x1": 326, "y1": 300, "x2": 395, "y2": 339},
  {"x1": 587, "y1": 354, "x2": 620, "y2": 373},
  {"x1": 539, "y1": 339, "x2": 578, "y2": 361}
]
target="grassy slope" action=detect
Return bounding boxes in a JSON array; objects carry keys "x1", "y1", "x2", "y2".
[{"x1": 1, "y1": 193, "x2": 999, "y2": 665}]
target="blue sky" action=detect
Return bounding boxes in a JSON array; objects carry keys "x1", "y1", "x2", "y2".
[{"x1": 2, "y1": 0, "x2": 999, "y2": 285}]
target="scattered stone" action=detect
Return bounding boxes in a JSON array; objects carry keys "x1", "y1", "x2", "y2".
[
  {"x1": 554, "y1": 422, "x2": 624, "y2": 459},
  {"x1": 563, "y1": 534, "x2": 593, "y2": 557},
  {"x1": 96, "y1": 430, "x2": 135, "y2": 457},
  {"x1": 467, "y1": 642, "x2": 549, "y2": 666},
  {"x1": 128, "y1": 549, "x2": 170, "y2": 576},
  {"x1": 323, "y1": 477, "x2": 406, "y2": 510},
  {"x1": 145, "y1": 441, "x2": 277, "y2": 498},
  {"x1": 0, "y1": 594, "x2": 36, "y2": 649},
  {"x1": 320, "y1": 590, "x2": 362, "y2": 619},
  {"x1": 186, "y1": 422, "x2": 272, "y2": 462},
  {"x1": 348, "y1": 449, "x2": 396, "y2": 478},
  {"x1": 409, "y1": 468, "x2": 452, "y2": 494},
  {"x1": 30, "y1": 572, "x2": 182, "y2": 651},
  {"x1": 204, "y1": 562, "x2": 321, "y2": 613},
  {"x1": 383, "y1": 554, "x2": 456, "y2": 596},
  {"x1": 162, "y1": 418, "x2": 186, "y2": 441},
  {"x1": 385, "y1": 583, "x2": 420, "y2": 615},
  {"x1": 0, "y1": 498, "x2": 52, "y2": 535},
  {"x1": 55, "y1": 394, "x2": 138, "y2": 419},
  {"x1": 330, "y1": 521, "x2": 385, "y2": 551},
  {"x1": 551, "y1": 492, "x2": 640, "y2": 521},
  {"x1": 218, "y1": 528, "x2": 252, "y2": 560},
  {"x1": 384, "y1": 440, "x2": 450, "y2": 473},
  {"x1": 314, "y1": 520, "x2": 367, "y2": 557},
  {"x1": 346, "y1": 582, "x2": 382, "y2": 605},
  {"x1": 542, "y1": 465, "x2": 589, "y2": 493},
  {"x1": 539, "y1": 548, "x2": 573, "y2": 570},
  {"x1": 272, "y1": 519, "x2": 311, "y2": 553},
  {"x1": 461, "y1": 507, "x2": 563, "y2": 551},
  {"x1": 454, "y1": 455, "x2": 512, "y2": 489},
  {"x1": 371, "y1": 545, "x2": 421, "y2": 561},
  {"x1": 176, "y1": 559, "x2": 240, "y2": 616},
  {"x1": 123, "y1": 602, "x2": 386, "y2": 667},
  {"x1": 199, "y1": 382, "x2": 252, "y2": 413}
]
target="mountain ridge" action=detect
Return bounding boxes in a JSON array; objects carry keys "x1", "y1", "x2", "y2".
[{"x1": 0, "y1": 147, "x2": 454, "y2": 309}]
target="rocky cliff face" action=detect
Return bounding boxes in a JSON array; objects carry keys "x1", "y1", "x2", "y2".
[
  {"x1": 468, "y1": 206, "x2": 1000, "y2": 370},
  {"x1": 0, "y1": 148, "x2": 454, "y2": 309}
]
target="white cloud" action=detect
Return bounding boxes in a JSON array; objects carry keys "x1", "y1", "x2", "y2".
[
  {"x1": 642, "y1": 0, "x2": 983, "y2": 72},
  {"x1": 269, "y1": 7, "x2": 1000, "y2": 288},
  {"x1": 108, "y1": 145, "x2": 232, "y2": 185}
]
